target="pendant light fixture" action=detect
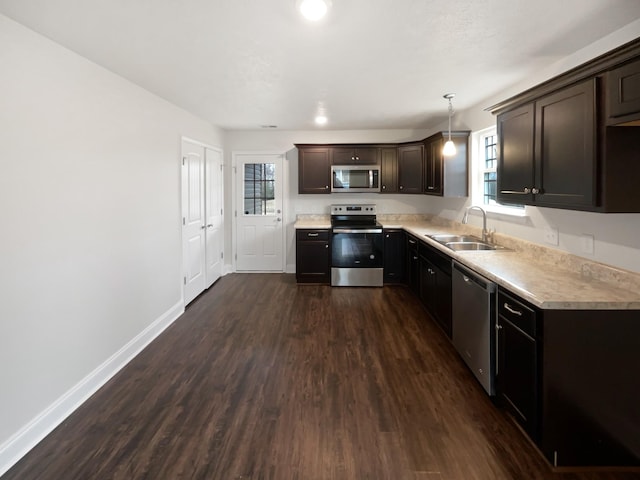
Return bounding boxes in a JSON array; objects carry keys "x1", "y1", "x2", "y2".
[
  {"x1": 297, "y1": 0, "x2": 331, "y2": 21},
  {"x1": 443, "y1": 93, "x2": 456, "y2": 156}
]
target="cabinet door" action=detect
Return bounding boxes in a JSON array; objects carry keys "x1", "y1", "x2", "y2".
[
  {"x1": 497, "y1": 103, "x2": 535, "y2": 204},
  {"x1": 535, "y1": 79, "x2": 596, "y2": 208},
  {"x1": 398, "y1": 144, "x2": 423, "y2": 193},
  {"x1": 296, "y1": 230, "x2": 330, "y2": 283},
  {"x1": 497, "y1": 292, "x2": 538, "y2": 441},
  {"x1": 424, "y1": 138, "x2": 443, "y2": 195},
  {"x1": 380, "y1": 147, "x2": 398, "y2": 193},
  {"x1": 331, "y1": 147, "x2": 379, "y2": 165},
  {"x1": 383, "y1": 229, "x2": 405, "y2": 283},
  {"x1": 433, "y1": 266, "x2": 452, "y2": 338},
  {"x1": 607, "y1": 57, "x2": 640, "y2": 123},
  {"x1": 419, "y1": 257, "x2": 437, "y2": 311},
  {"x1": 497, "y1": 317, "x2": 538, "y2": 440},
  {"x1": 298, "y1": 147, "x2": 331, "y2": 194},
  {"x1": 406, "y1": 235, "x2": 420, "y2": 294}
]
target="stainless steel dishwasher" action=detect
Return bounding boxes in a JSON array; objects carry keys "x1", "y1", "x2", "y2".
[{"x1": 452, "y1": 261, "x2": 497, "y2": 395}]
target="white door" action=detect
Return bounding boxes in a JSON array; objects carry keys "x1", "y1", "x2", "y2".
[
  {"x1": 182, "y1": 141, "x2": 206, "y2": 304},
  {"x1": 205, "y1": 147, "x2": 224, "y2": 287},
  {"x1": 235, "y1": 154, "x2": 284, "y2": 271}
]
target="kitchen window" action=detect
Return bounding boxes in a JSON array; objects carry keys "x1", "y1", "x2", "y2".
[{"x1": 472, "y1": 127, "x2": 525, "y2": 216}]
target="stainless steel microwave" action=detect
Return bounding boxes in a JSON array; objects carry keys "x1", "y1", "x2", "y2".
[{"x1": 331, "y1": 165, "x2": 380, "y2": 193}]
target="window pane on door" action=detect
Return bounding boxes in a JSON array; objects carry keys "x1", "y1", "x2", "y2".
[{"x1": 244, "y1": 163, "x2": 275, "y2": 215}]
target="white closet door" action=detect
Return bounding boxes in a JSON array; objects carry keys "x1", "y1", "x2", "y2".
[
  {"x1": 182, "y1": 140, "x2": 206, "y2": 305},
  {"x1": 205, "y1": 147, "x2": 224, "y2": 287}
]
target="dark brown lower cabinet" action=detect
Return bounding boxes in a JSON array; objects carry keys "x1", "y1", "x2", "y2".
[
  {"x1": 383, "y1": 229, "x2": 405, "y2": 283},
  {"x1": 418, "y1": 240, "x2": 452, "y2": 338},
  {"x1": 295, "y1": 229, "x2": 330, "y2": 284},
  {"x1": 405, "y1": 234, "x2": 420, "y2": 295},
  {"x1": 497, "y1": 290, "x2": 539, "y2": 441},
  {"x1": 497, "y1": 288, "x2": 640, "y2": 467}
]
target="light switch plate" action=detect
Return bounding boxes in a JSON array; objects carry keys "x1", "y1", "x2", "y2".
[
  {"x1": 581, "y1": 234, "x2": 595, "y2": 254},
  {"x1": 544, "y1": 226, "x2": 559, "y2": 245}
]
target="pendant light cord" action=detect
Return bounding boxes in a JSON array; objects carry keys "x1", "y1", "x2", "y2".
[{"x1": 447, "y1": 96, "x2": 453, "y2": 142}]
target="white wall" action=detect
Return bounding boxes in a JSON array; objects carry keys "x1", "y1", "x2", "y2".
[{"x1": 0, "y1": 14, "x2": 224, "y2": 472}]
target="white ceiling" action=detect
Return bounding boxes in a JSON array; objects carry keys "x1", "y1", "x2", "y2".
[{"x1": 1, "y1": 0, "x2": 640, "y2": 131}]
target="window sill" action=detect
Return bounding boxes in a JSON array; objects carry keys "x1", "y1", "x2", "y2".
[
  {"x1": 466, "y1": 204, "x2": 529, "y2": 224},
  {"x1": 482, "y1": 204, "x2": 528, "y2": 217}
]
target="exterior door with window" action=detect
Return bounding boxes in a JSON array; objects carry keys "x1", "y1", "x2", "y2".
[{"x1": 235, "y1": 154, "x2": 284, "y2": 271}]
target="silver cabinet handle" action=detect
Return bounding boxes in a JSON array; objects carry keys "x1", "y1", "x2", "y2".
[
  {"x1": 382, "y1": 185, "x2": 386, "y2": 190},
  {"x1": 399, "y1": 185, "x2": 404, "y2": 190},
  {"x1": 531, "y1": 188, "x2": 540, "y2": 194},
  {"x1": 427, "y1": 186, "x2": 435, "y2": 190},
  {"x1": 307, "y1": 232, "x2": 319, "y2": 237},
  {"x1": 504, "y1": 303, "x2": 523, "y2": 316},
  {"x1": 408, "y1": 239, "x2": 416, "y2": 245},
  {"x1": 523, "y1": 187, "x2": 531, "y2": 194}
]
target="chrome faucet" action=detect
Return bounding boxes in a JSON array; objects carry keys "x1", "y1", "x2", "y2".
[{"x1": 462, "y1": 205, "x2": 490, "y2": 242}]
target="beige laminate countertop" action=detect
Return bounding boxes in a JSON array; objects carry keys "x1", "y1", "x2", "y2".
[{"x1": 294, "y1": 218, "x2": 640, "y2": 310}]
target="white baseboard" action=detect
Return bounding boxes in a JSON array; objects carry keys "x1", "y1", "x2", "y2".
[{"x1": 0, "y1": 300, "x2": 185, "y2": 477}]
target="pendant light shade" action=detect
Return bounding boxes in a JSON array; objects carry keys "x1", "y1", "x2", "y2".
[
  {"x1": 297, "y1": 0, "x2": 331, "y2": 21},
  {"x1": 443, "y1": 93, "x2": 456, "y2": 156}
]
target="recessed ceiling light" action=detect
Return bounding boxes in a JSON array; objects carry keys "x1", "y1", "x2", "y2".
[
  {"x1": 315, "y1": 115, "x2": 328, "y2": 125},
  {"x1": 298, "y1": 0, "x2": 331, "y2": 21}
]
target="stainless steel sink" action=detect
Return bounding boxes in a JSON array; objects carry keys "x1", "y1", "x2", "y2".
[
  {"x1": 427, "y1": 234, "x2": 483, "y2": 243},
  {"x1": 445, "y1": 241, "x2": 498, "y2": 251},
  {"x1": 426, "y1": 233, "x2": 509, "y2": 252}
]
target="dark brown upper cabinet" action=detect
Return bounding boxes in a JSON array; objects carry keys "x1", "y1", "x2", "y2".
[
  {"x1": 491, "y1": 37, "x2": 640, "y2": 212},
  {"x1": 497, "y1": 104, "x2": 535, "y2": 204},
  {"x1": 297, "y1": 146, "x2": 331, "y2": 194},
  {"x1": 498, "y1": 80, "x2": 596, "y2": 209},
  {"x1": 397, "y1": 143, "x2": 423, "y2": 193},
  {"x1": 607, "y1": 57, "x2": 640, "y2": 126},
  {"x1": 424, "y1": 131, "x2": 470, "y2": 197},
  {"x1": 331, "y1": 147, "x2": 379, "y2": 165},
  {"x1": 380, "y1": 147, "x2": 398, "y2": 193}
]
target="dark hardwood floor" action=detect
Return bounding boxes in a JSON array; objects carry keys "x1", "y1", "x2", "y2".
[{"x1": 3, "y1": 274, "x2": 639, "y2": 480}]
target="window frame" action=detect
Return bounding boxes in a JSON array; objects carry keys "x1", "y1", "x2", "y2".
[{"x1": 471, "y1": 126, "x2": 526, "y2": 217}]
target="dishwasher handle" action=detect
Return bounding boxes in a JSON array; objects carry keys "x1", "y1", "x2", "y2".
[{"x1": 453, "y1": 261, "x2": 495, "y2": 293}]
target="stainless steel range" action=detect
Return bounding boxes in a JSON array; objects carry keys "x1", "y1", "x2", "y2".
[{"x1": 330, "y1": 204, "x2": 383, "y2": 287}]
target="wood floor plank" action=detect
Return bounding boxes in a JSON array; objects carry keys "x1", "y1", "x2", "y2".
[{"x1": 3, "y1": 274, "x2": 639, "y2": 480}]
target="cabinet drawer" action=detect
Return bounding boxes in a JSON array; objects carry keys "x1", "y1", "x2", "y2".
[
  {"x1": 406, "y1": 234, "x2": 419, "y2": 252},
  {"x1": 498, "y1": 291, "x2": 537, "y2": 338},
  {"x1": 296, "y1": 229, "x2": 329, "y2": 241},
  {"x1": 419, "y1": 241, "x2": 451, "y2": 274}
]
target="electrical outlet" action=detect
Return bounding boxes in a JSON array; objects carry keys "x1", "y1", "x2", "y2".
[
  {"x1": 544, "y1": 226, "x2": 559, "y2": 245},
  {"x1": 581, "y1": 234, "x2": 595, "y2": 254}
]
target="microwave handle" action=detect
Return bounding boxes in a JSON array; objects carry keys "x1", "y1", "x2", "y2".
[{"x1": 369, "y1": 169, "x2": 373, "y2": 188}]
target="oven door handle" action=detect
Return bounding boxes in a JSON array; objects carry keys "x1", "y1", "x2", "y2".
[{"x1": 332, "y1": 228, "x2": 383, "y2": 234}]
